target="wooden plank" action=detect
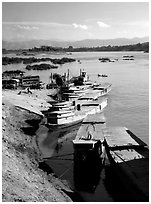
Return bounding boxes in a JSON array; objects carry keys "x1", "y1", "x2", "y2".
[{"x1": 102, "y1": 127, "x2": 142, "y2": 148}]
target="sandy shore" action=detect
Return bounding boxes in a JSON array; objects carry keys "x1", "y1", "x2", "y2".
[
  {"x1": 2, "y1": 89, "x2": 57, "y2": 116},
  {"x1": 2, "y1": 89, "x2": 73, "y2": 202}
]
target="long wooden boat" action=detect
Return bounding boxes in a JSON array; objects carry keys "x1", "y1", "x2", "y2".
[
  {"x1": 62, "y1": 84, "x2": 91, "y2": 101},
  {"x1": 73, "y1": 113, "x2": 106, "y2": 162},
  {"x1": 42, "y1": 98, "x2": 107, "y2": 130},
  {"x1": 103, "y1": 127, "x2": 149, "y2": 201}
]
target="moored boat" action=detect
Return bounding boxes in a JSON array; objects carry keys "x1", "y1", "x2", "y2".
[
  {"x1": 42, "y1": 97, "x2": 107, "y2": 130},
  {"x1": 62, "y1": 84, "x2": 92, "y2": 101},
  {"x1": 98, "y1": 74, "x2": 108, "y2": 77},
  {"x1": 103, "y1": 127, "x2": 149, "y2": 201}
]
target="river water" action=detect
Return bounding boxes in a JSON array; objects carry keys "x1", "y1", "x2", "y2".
[{"x1": 3, "y1": 51, "x2": 149, "y2": 201}]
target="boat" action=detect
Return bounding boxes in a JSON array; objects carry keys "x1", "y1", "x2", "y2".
[
  {"x1": 93, "y1": 82, "x2": 112, "y2": 96},
  {"x1": 122, "y1": 55, "x2": 134, "y2": 60},
  {"x1": 42, "y1": 97, "x2": 107, "y2": 130},
  {"x1": 73, "y1": 113, "x2": 106, "y2": 162},
  {"x1": 98, "y1": 74, "x2": 108, "y2": 77},
  {"x1": 77, "y1": 90, "x2": 101, "y2": 101},
  {"x1": 62, "y1": 84, "x2": 92, "y2": 101},
  {"x1": 103, "y1": 127, "x2": 149, "y2": 201},
  {"x1": 70, "y1": 69, "x2": 93, "y2": 86}
]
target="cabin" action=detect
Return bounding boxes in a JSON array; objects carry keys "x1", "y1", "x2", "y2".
[{"x1": 80, "y1": 69, "x2": 89, "y2": 82}]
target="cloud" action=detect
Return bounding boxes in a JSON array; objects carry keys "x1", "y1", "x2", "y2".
[
  {"x1": 72, "y1": 23, "x2": 88, "y2": 30},
  {"x1": 125, "y1": 21, "x2": 148, "y2": 27},
  {"x1": 97, "y1": 21, "x2": 110, "y2": 28},
  {"x1": 17, "y1": 25, "x2": 39, "y2": 30},
  {"x1": 32, "y1": 26, "x2": 39, "y2": 30},
  {"x1": 3, "y1": 21, "x2": 70, "y2": 28}
]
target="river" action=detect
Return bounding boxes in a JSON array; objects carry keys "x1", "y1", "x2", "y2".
[{"x1": 3, "y1": 51, "x2": 149, "y2": 201}]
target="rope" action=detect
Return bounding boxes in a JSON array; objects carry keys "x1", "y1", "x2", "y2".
[
  {"x1": 86, "y1": 123, "x2": 96, "y2": 132},
  {"x1": 46, "y1": 158, "x2": 73, "y2": 161},
  {"x1": 58, "y1": 162, "x2": 73, "y2": 179},
  {"x1": 43, "y1": 153, "x2": 74, "y2": 160}
]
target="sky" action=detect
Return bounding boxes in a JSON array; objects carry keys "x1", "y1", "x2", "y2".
[{"x1": 2, "y1": 2, "x2": 149, "y2": 41}]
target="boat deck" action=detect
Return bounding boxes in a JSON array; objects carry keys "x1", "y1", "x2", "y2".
[
  {"x1": 78, "y1": 91, "x2": 101, "y2": 101},
  {"x1": 73, "y1": 113, "x2": 106, "y2": 146},
  {"x1": 103, "y1": 127, "x2": 147, "y2": 150}
]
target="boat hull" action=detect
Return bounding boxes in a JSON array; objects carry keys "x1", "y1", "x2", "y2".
[
  {"x1": 105, "y1": 146, "x2": 149, "y2": 201},
  {"x1": 45, "y1": 117, "x2": 83, "y2": 130}
]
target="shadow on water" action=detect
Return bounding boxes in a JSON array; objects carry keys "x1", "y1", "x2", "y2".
[
  {"x1": 104, "y1": 165, "x2": 136, "y2": 202},
  {"x1": 37, "y1": 122, "x2": 81, "y2": 158}
]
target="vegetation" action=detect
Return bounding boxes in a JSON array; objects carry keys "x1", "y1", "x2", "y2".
[
  {"x1": 2, "y1": 70, "x2": 25, "y2": 75},
  {"x1": 25, "y1": 63, "x2": 58, "y2": 70},
  {"x1": 27, "y1": 42, "x2": 149, "y2": 53},
  {"x1": 2, "y1": 57, "x2": 76, "y2": 66},
  {"x1": 2, "y1": 42, "x2": 149, "y2": 55}
]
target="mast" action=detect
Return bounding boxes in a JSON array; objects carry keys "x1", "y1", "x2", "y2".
[{"x1": 67, "y1": 69, "x2": 70, "y2": 82}]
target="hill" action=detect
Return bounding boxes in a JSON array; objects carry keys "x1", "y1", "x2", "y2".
[{"x1": 2, "y1": 36, "x2": 149, "y2": 50}]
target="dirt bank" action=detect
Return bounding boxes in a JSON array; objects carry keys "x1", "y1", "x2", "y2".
[{"x1": 2, "y1": 90, "x2": 72, "y2": 202}]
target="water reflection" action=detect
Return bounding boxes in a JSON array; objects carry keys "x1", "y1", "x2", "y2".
[{"x1": 37, "y1": 123, "x2": 81, "y2": 158}]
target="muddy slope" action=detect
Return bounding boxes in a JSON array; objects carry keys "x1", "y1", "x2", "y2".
[{"x1": 2, "y1": 100, "x2": 72, "y2": 202}]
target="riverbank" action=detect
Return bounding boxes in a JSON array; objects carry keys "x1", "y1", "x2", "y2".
[
  {"x1": 2, "y1": 89, "x2": 73, "y2": 202},
  {"x1": 2, "y1": 89, "x2": 57, "y2": 116}
]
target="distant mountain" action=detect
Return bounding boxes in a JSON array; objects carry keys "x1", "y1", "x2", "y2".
[{"x1": 2, "y1": 36, "x2": 149, "y2": 50}]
